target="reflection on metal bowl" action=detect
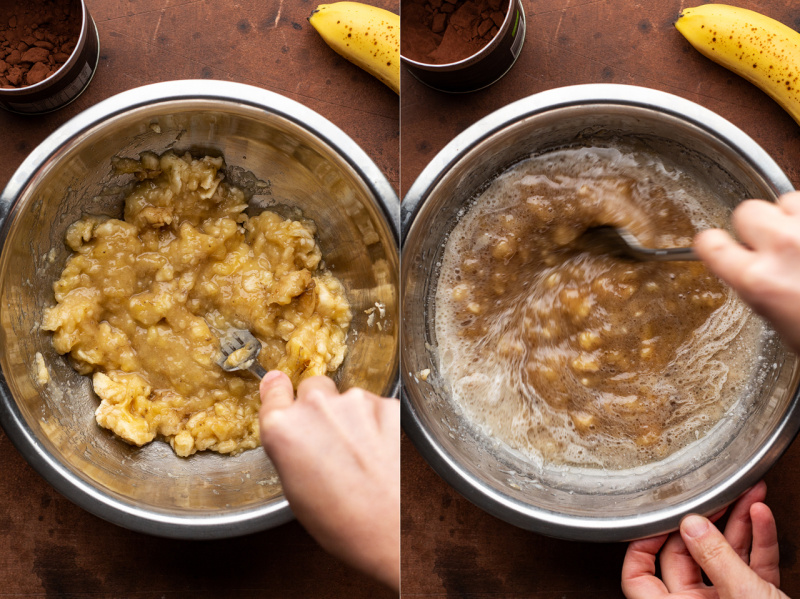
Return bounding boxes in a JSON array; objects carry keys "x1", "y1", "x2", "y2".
[
  {"x1": 0, "y1": 80, "x2": 399, "y2": 539},
  {"x1": 401, "y1": 83, "x2": 799, "y2": 542}
]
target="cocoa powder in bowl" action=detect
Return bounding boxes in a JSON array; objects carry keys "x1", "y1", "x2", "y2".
[
  {"x1": 402, "y1": 0, "x2": 508, "y2": 65},
  {"x1": 0, "y1": 0, "x2": 81, "y2": 89}
]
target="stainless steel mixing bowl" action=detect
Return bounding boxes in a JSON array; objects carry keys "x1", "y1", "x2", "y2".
[
  {"x1": 402, "y1": 84, "x2": 800, "y2": 541},
  {"x1": 0, "y1": 80, "x2": 399, "y2": 539}
]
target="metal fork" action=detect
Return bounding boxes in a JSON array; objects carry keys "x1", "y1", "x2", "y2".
[
  {"x1": 578, "y1": 226, "x2": 699, "y2": 262},
  {"x1": 216, "y1": 328, "x2": 267, "y2": 379}
]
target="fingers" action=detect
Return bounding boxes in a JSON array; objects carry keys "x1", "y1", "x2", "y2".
[
  {"x1": 724, "y1": 481, "x2": 768, "y2": 563},
  {"x1": 341, "y1": 386, "x2": 383, "y2": 404},
  {"x1": 681, "y1": 514, "x2": 768, "y2": 597},
  {"x1": 730, "y1": 200, "x2": 784, "y2": 250},
  {"x1": 340, "y1": 386, "x2": 395, "y2": 429},
  {"x1": 696, "y1": 194, "x2": 800, "y2": 289},
  {"x1": 708, "y1": 505, "x2": 729, "y2": 524},
  {"x1": 660, "y1": 531, "x2": 704, "y2": 592},
  {"x1": 694, "y1": 228, "x2": 758, "y2": 291},
  {"x1": 297, "y1": 375, "x2": 338, "y2": 403},
  {"x1": 260, "y1": 370, "x2": 295, "y2": 415},
  {"x1": 778, "y1": 191, "x2": 800, "y2": 216},
  {"x1": 376, "y1": 396, "x2": 400, "y2": 435},
  {"x1": 749, "y1": 502, "x2": 781, "y2": 588},
  {"x1": 621, "y1": 535, "x2": 670, "y2": 599},
  {"x1": 695, "y1": 197, "x2": 796, "y2": 291},
  {"x1": 259, "y1": 371, "x2": 296, "y2": 455}
]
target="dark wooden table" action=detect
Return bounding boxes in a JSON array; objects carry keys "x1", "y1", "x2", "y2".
[
  {"x1": 0, "y1": 0, "x2": 398, "y2": 597},
  {"x1": 400, "y1": 0, "x2": 800, "y2": 597}
]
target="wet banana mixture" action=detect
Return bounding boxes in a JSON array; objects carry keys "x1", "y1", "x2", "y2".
[
  {"x1": 436, "y1": 146, "x2": 760, "y2": 469},
  {"x1": 43, "y1": 152, "x2": 352, "y2": 457}
]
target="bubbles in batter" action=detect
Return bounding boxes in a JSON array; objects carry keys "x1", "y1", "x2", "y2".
[{"x1": 435, "y1": 146, "x2": 763, "y2": 469}]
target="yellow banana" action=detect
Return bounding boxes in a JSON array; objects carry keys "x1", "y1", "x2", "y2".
[
  {"x1": 309, "y1": 2, "x2": 399, "y2": 94},
  {"x1": 675, "y1": 4, "x2": 800, "y2": 126}
]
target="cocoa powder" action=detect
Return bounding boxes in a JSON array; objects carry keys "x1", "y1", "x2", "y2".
[
  {"x1": 401, "y1": 0, "x2": 507, "y2": 65},
  {"x1": 0, "y1": 0, "x2": 80, "y2": 89}
]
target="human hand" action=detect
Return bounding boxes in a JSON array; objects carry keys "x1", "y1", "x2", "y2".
[
  {"x1": 621, "y1": 481, "x2": 786, "y2": 599},
  {"x1": 258, "y1": 371, "x2": 400, "y2": 592},
  {"x1": 695, "y1": 192, "x2": 800, "y2": 353}
]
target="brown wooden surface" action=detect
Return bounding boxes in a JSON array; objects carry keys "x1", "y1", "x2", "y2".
[
  {"x1": 0, "y1": 0, "x2": 398, "y2": 597},
  {"x1": 400, "y1": 0, "x2": 800, "y2": 597}
]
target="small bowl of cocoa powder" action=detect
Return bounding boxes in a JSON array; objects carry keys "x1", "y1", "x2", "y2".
[
  {"x1": 0, "y1": 0, "x2": 99, "y2": 114},
  {"x1": 401, "y1": 0, "x2": 527, "y2": 92}
]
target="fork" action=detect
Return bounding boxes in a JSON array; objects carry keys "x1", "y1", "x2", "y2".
[
  {"x1": 578, "y1": 226, "x2": 699, "y2": 262},
  {"x1": 216, "y1": 328, "x2": 267, "y2": 379}
]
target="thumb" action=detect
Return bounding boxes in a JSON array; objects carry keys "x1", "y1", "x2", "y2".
[
  {"x1": 681, "y1": 514, "x2": 771, "y2": 598},
  {"x1": 259, "y1": 370, "x2": 295, "y2": 416}
]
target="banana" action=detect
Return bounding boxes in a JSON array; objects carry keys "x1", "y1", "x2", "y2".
[
  {"x1": 309, "y1": 2, "x2": 399, "y2": 94},
  {"x1": 675, "y1": 4, "x2": 800, "y2": 125}
]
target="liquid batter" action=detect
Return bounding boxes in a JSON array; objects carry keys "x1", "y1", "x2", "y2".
[{"x1": 435, "y1": 146, "x2": 762, "y2": 469}]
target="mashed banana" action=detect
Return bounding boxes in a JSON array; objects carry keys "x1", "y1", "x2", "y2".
[{"x1": 42, "y1": 151, "x2": 352, "y2": 457}]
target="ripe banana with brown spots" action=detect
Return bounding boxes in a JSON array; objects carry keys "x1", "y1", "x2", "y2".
[
  {"x1": 675, "y1": 4, "x2": 800, "y2": 125},
  {"x1": 309, "y1": 2, "x2": 399, "y2": 94}
]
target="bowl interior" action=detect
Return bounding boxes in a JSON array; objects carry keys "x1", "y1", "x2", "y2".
[
  {"x1": 402, "y1": 102, "x2": 800, "y2": 539},
  {"x1": 0, "y1": 99, "x2": 399, "y2": 521}
]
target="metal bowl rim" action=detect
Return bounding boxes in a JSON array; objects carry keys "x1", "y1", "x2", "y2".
[{"x1": 401, "y1": 83, "x2": 794, "y2": 239}]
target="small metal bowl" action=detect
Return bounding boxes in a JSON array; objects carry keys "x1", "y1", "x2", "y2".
[
  {"x1": 401, "y1": 0, "x2": 526, "y2": 93},
  {"x1": 402, "y1": 83, "x2": 799, "y2": 541},
  {"x1": 0, "y1": 80, "x2": 399, "y2": 539},
  {"x1": 0, "y1": 0, "x2": 100, "y2": 114}
]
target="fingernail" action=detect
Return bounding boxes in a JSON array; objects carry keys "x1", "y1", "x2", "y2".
[{"x1": 682, "y1": 514, "x2": 709, "y2": 539}]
